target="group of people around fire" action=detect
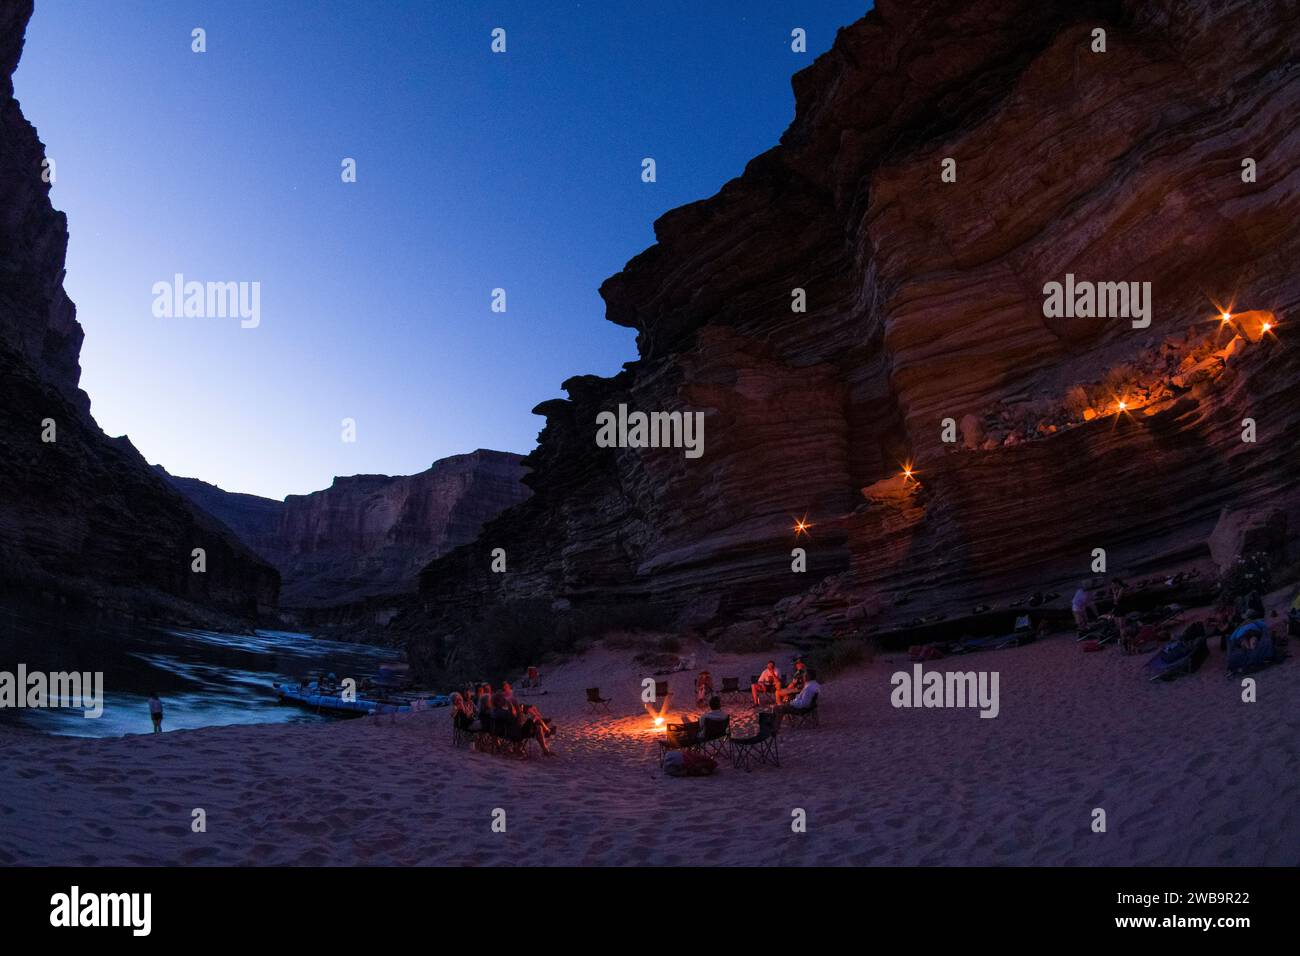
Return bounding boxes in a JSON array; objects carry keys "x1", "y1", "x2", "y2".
[
  {"x1": 692, "y1": 657, "x2": 821, "y2": 717},
  {"x1": 449, "y1": 680, "x2": 556, "y2": 756}
]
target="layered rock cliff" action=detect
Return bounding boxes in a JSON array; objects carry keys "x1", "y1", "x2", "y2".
[
  {"x1": 0, "y1": 1, "x2": 279, "y2": 620},
  {"x1": 412, "y1": 0, "x2": 1300, "y2": 659},
  {"x1": 161, "y1": 450, "x2": 530, "y2": 607}
]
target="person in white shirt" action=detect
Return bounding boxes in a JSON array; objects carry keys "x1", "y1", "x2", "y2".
[{"x1": 751, "y1": 661, "x2": 782, "y2": 705}]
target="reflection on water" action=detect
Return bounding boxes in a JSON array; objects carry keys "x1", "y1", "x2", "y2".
[{"x1": 0, "y1": 616, "x2": 402, "y2": 738}]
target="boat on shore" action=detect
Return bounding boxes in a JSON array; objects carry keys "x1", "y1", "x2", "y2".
[{"x1": 272, "y1": 676, "x2": 450, "y2": 717}]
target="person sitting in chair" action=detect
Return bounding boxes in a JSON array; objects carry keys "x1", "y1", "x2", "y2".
[
  {"x1": 751, "y1": 660, "x2": 782, "y2": 705},
  {"x1": 776, "y1": 669, "x2": 820, "y2": 719},
  {"x1": 695, "y1": 670, "x2": 714, "y2": 707},
  {"x1": 778, "y1": 659, "x2": 807, "y2": 703},
  {"x1": 701, "y1": 695, "x2": 727, "y2": 724}
]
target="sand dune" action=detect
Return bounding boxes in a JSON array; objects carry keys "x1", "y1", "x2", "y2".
[{"x1": 1, "y1": 623, "x2": 1295, "y2": 866}]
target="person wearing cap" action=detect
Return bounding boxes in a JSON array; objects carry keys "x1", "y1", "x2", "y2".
[{"x1": 778, "y1": 658, "x2": 808, "y2": 704}]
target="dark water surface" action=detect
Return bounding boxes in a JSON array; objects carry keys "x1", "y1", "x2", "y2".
[{"x1": 0, "y1": 611, "x2": 402, "y2": 738}]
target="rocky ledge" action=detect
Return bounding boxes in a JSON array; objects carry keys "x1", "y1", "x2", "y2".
[{"x1": 409, "y1": 0, "x2": 1300, "y2": 663}]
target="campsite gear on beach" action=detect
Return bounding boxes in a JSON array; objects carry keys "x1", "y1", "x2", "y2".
[
  {"x1": 658, "y1": 720, "x2": 701, "y2": 766},
  {"x1": 1122, "y1": 624, "x2": 1162, "y2": 655},
  {"x1": 585, "y1": 687, "x2": 612, "y2": 712},
  {"x1": 653, "y1": 680, "x2": 670, "y2": 701},
  {"x1": 1225, "y1": 619, "x2": 1278, "y2": 675},
  {"x1": 1144, "y1": 624, "x2": 1207, "y2": 682},
  {"x1": 719, "y1": 677, "x2": 743, "y2": 700},
  {"x1": 1078, "y1": 615, "x2": 1119, "y2": 647},
  {"x1": 661, "y1": 749, "x2": 717, "y2": 777},
  {"x1": 730, "y1": 711, "x2": 780, "y2": 772}
]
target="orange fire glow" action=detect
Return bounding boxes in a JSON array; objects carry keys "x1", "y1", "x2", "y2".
[{"x1": 793, "y1": 513, "x2": 812, "y2": 537}]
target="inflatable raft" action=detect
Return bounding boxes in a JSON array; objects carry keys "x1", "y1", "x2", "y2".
[{"x1": 273, "y1": 681, "x2": 450, "y2": 716}]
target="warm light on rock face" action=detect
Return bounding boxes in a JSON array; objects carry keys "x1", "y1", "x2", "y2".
[{"x1": 1234, "y1": 310, "x2": 1277, "y2": 342}]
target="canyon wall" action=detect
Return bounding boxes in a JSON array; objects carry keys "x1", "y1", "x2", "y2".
[
  {"x1": 412, "y1": 0, "x2": 1300, "y2": 660},
  {"x1": 161, "y1": 449, "x2": 531, "y2": 607},
  {"x1": 0, "y1": 1, "x2": 280, "y2": 620}
]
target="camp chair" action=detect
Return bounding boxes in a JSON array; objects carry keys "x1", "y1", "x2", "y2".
[
  {"x1": 719, "y1": 677, "x2": 743, "y2": 700},
  {"x1": 730, "y1": 711, "x2": 780, "y2": 772},
  {"x1": 451, "y1": 712, "x2": 476, "y2": 749},
  {"x1": 654, "y1": 680, "x2": 670, "y2": 702},
  {"x1": 657, "y1": 719, "x2": 701, "y2": 767},
  {"x1": 586, "y1": 687, "x2": 612, "y2": 712},
  {"x1": 490, "y1": 715, "x2": 537, "y2": 760},
  {"x1": 780, "y1": 692, "x2": 820, "y2": 730},
  {"x1": 472, "y1": 718, "x2": 499, "y2": 754},
  {"x1": 698, "y1": 715, "x2": 731, "y2": 760}
]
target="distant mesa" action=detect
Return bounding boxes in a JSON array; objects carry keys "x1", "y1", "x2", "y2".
[{"x1": 157, "y1": 449, "x2": 531, "y2": 608}]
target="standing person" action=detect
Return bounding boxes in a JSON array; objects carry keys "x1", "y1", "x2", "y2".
[
  {"x1": 148, "y1": 692, "x2": 164, "y2": 734},
  {"x1": 1072, "y1": 582, "x2": 1095, "y2": 633}
]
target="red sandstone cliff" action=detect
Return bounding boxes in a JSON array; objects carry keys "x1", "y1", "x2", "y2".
[
  {"x1": 0, "y1": 1, "x2": 279, "y2": 620},
  {"x1": 162, "y1": 450, "x2": 531, "y2": 607},
  {"x1": 412, "y1": 0, "x2": 1300, "y2": 659}
]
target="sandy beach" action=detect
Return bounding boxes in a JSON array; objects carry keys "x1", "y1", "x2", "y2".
[{"x1": 2, "y1": 614, "x2": 1295, "y2": 867}]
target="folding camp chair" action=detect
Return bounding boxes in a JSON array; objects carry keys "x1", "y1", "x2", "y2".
[
  {"x1": 750, "y1": 673, "x2": 778, "y2": 707},
  {"x1": 780, "y1": 693, "x2": 820, "y2": 730},
  {"x1": 698, "y1": 715, "x2": 731, "y2": 760},
  {"x1": 654, "y1": 680, "x2": 670, "y2": 702},
  {"x1": 492, "y1": 715, "x2": 537, "y2": 759},
  {"x1": 451, "y1": 713, "x2": 476, "y2": 749},
  {"x1": 586, "y1": 687, "x2": 612, "y2": 712},
  {"x1": 657, "y1": 719, "x2": 701, "y2": 766},
  {"x1": 730, "y1": 711, "x2": 780, "y2": 772},
  {"x1": 719, "y1": 677, "x2": 743, "y2": 701}
]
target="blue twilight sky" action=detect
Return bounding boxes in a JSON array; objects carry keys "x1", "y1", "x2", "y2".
[{"x1": 15, "y1": 0, "x2": 868, "y2": 499}]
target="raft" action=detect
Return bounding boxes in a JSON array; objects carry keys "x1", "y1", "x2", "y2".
[{"x1": 272, "y1": 682, "x2": 450, "y2": 716}]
